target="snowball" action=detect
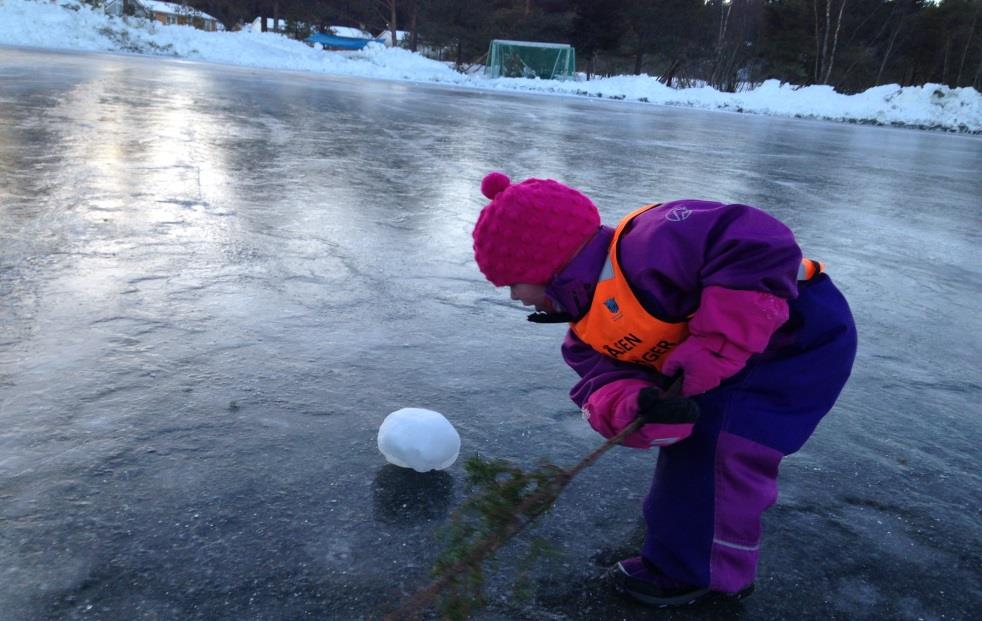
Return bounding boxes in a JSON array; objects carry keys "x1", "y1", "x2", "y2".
[{"x1": 377, "y1": 408, "x2": 460, "y2": 472}]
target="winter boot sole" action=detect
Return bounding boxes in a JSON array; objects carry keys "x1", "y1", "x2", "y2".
[{"x1": 610, "y1": 565, "x2": 756, "y2": 608}]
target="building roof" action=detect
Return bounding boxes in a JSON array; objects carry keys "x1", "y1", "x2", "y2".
[
  {"x1": 374, "y1": 29, "x2": 410, "y2": 42},
  {"x1": 140, "y1": 0, "x2": 217, "y2": 21}
]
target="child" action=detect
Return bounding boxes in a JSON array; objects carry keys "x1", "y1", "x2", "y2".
[{"x1": 471, "y1": 172, "x2": 857, "y2": 607}]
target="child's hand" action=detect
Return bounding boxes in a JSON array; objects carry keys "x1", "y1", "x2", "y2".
[
  {"x1": 637, "y1": 387, "x2": 700, "y2": 425},
  {"x1": 582, "y1": 379, "x2": 697, "y2": 448}
]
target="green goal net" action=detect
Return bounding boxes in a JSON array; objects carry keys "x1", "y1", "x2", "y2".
[{"x1": 485, "y1": 40, "x2": 576, "y2": 80}]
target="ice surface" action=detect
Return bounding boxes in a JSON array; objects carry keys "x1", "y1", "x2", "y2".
[
  {"x1": 377, "y1": 408, "x2": 460, "y2": 472},
  {"x1": 0, "y1": 47, "x2": 979, "y2": 621}
]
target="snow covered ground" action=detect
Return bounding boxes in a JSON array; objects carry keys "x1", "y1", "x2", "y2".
[{"x1": 1, "y1": 0, "x2": 980, "y2": 133}]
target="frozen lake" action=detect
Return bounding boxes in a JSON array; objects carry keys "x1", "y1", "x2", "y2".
[{"x1": 1, "y1": 47, "x2": 980, "y2": 620}]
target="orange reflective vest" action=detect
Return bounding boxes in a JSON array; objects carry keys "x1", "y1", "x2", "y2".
[{"x1": 570, "y1": 204, "x2": 824, "y2": 372}]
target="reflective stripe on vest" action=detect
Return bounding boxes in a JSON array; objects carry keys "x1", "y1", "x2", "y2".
[{"x1": 571, "y1": 203, "x2": 826, "y2": 372}]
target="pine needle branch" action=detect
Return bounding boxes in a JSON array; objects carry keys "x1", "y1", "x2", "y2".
[{"x1": 383, "y1": 416, "x2": 645, "y2": 621}]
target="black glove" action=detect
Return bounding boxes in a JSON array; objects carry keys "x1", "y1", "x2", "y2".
[
  {"x1": 526, "y1": 310, "x2": 573, "y2": 323},
  {"x1": 637, "y1": 386, "x2": 700, "y2": 425}
]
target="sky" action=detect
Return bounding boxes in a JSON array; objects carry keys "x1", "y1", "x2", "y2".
[{"x1": 0, "y1": 0, "x2": 980, "y2": 133}]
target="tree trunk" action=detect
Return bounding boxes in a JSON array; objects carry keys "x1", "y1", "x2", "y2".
[
  {"x1": 713, "y1": 0, "x2": 733, "y2": 88},
  {"x1": 876, "y1": 19, "x2": 902, "y2": 86},
  {"x1": 955, "y1": 10, "x2": 978, "y2": 87},
  {"x1": 660, "y1": 58, "x2": 682, "y2": 87},
  {"x1": 812, "y1": 0, "x2": 821, "y2": 82},
  {"x1": 942, "y1": 37, "x2": 951, "y2": 85},
  {"x1": 634, "y1": 47, "x2": 644, "y2": 75},
  {"x1": 409, "y1": 0, "x2": 418, "y2": 52},
  {"x1": 718, "y1": 0, "x2": 731, "y2": 49},
  {"x1": 260, "y1": 14, "x2": 267, "y2": 32},
  {"x1": 725, "y1": 45, "x2": 741, "y2": 91},
  {"x1": 822, "y1": 0, "x2": 847, "y2": 84},
  {"x1": 390, "y1": 1, "x2": 398, "y2": 48},
  {"x1": 819, "y1": 0, "x2": 832, "y2": 83},
  {"x1": 273, "y1": 3, "x2": 279, "y2": 33},
  {"x1": 834, "y1": 0, "x2": 887, "y2": 86}
]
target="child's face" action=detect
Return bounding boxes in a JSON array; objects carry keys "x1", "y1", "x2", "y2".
[{"x1": 509, "y1": 284, "x2": 551, "y2": 311}]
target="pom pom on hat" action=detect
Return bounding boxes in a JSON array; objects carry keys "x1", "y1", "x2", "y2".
[
  {"x1": 481, "y1": 172, "x2": 511, "y2": 199},
  {"x1": 472, "y1": 173, "x2": 601, "y2": 287}
]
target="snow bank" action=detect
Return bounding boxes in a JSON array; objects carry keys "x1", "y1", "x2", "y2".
[
  {"x1": 0, "y1": 0, "x2": 463, "y2": 79},
  {"x1": 1, "y1": 0, "x2": 980, "y2": 133},
  {"x1": 496, "y1": 76, "x2": 982, "y2": 133}
]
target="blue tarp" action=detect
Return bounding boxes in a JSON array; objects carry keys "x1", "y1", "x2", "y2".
[{"x1": 305, "y1": 33, "x2": 377, "y2": 50}]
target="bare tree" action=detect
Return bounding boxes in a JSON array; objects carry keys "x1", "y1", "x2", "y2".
[
  {"x1": 407, "y1": 0, "x2": 420, "y2": 51},
  {"x1": 942, "y1": 34, "x2": 953, "y2": 84},
  {"x1": 875, "y1": 14, "x2": 905, "y2": 86},
  {"x1": 376, "y1": 0, "x2": 398, "y2": 46},
  {"x1": 711, "y1": 0, "x2": 734, "y2": 86},
  {"x1": 813, "y1": 0, "x2": 848, "y2": 84},
  {"x1": 955, "y1": 4, "x2": 979, "y2": 86},
  {"x1": 708, "y1": 0, "x2": 762, "y2": 91},
  {"x1": 824, "y1": 0, "x2": 847, "y2": 83}
]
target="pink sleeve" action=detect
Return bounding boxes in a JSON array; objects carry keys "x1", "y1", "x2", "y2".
[
  {"x1": 583, "y1": 379, "x2": 695, "y2": 449},
  {"x1": 662, "y1": 286, "x2": 790, "y2": 396}
]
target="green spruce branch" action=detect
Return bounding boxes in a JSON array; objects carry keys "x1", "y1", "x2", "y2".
[{"x1": 383, "y1": 415, "x2": 647, "y2": 621}]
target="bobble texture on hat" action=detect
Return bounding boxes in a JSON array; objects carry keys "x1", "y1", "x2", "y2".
[{"x1": 472, "y1": 172, "x2": 601, "y2": 287}]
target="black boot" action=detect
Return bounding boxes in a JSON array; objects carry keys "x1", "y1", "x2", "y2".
[{"x1": 609, "y1": 556, "x2": 755, "y2": 608}]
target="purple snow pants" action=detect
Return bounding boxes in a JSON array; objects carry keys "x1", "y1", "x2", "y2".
[{"x1": 642, "y1": 274, "x2": 857, "y2": 593}]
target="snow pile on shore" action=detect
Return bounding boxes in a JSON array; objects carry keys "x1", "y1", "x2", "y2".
[
  {"x1": 502, "y1": 76, "x2": 982, "y2": 133},
  {"x1": 1, "y1": 0, "x2": 979, "y2": 133}
]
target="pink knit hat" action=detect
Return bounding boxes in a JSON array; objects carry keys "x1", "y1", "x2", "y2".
[{"x1": 472, "y1": 172, "x2": 601, "y2": 287}]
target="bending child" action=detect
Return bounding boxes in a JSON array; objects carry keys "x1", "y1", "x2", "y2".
[{"x1": 471, "y1": 172, "x2": 857, "y2": 607}]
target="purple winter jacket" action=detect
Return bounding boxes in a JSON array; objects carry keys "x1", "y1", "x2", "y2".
[{"x1": 544, "y1": 200, "x2": 802, "y2": 446}]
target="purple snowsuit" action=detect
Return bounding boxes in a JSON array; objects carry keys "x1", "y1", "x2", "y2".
[{"x1": 545, "y1": 200, "x2": 857, "y2": 592}]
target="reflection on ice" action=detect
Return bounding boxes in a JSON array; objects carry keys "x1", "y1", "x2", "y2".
[{"x1": 372, "y1": 465, "x2": 454, "y2": 525}]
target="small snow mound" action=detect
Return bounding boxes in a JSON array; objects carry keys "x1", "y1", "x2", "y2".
[{"x1": 377, "y1": 408, "x2": 460, "y2": 472}]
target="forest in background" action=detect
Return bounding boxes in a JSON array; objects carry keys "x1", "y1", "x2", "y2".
[{"x1": 149, "y1": 0, "x2": 982, "y2": 92}]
